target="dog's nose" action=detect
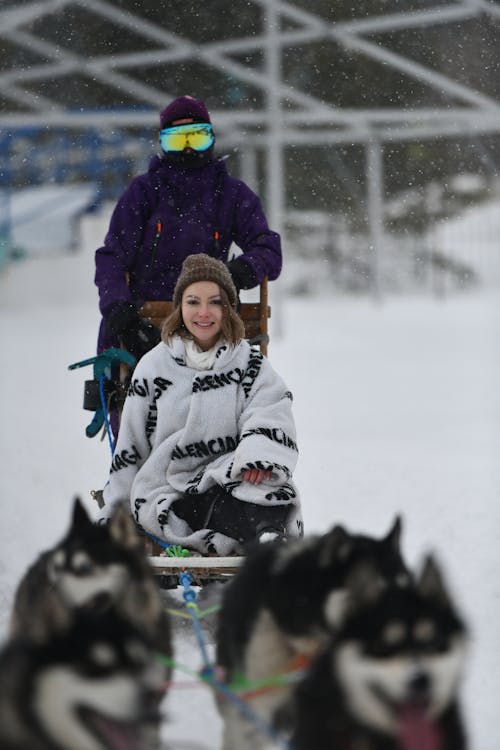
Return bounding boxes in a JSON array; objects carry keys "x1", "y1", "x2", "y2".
[{"x1": 408, "y1": 670, "x2": 431, "y2": 700}]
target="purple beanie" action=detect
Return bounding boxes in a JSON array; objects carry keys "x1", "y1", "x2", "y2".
[{"x1": 159, "y1": 96, "x2": 211, "y2": 129}]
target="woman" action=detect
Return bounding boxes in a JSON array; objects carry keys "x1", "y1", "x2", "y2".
[{"x1": 98, "y1": 254, "x2": 302, "y2": 555}]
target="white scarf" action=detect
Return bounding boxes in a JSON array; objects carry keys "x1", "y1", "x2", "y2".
[
  {"x1": 100, "y1": 336, "x2": 302, "y2": 554},
  {"x1": 184, "y1": 337, "x2": 224, "y2": 370}
]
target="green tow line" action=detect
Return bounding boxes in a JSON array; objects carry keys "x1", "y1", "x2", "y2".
[{"x1": 164, "y1": 545, "x2": 190, "y2": 557}]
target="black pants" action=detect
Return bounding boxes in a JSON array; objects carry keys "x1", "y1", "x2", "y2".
[{"x1": 171, "y1": 486, "x2": 291, "y2": 544}]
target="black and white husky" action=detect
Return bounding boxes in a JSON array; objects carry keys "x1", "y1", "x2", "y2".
[
  {"x1": 291, "y1": 555, "x2": 468, "y2": 750},
  {"x1": 11, "y1": 497, "x2": 172, "y2": 664},
  {"x1": 0, "y1": 609, "x2": 164, "y2": 750},
  {"x1": 215, "y1": 517, "x2": 410, "y2": 750}
]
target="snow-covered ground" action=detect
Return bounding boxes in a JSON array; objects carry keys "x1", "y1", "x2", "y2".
[{"x1": 0, "y1": 212, "x2": 499, "y2": 748}]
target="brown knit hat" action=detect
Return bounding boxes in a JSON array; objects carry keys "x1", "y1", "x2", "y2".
[{"x1": 173, "y1": 253, "x2": 238, "y2": 308}]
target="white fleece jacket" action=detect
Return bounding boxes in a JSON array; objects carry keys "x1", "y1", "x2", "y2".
[{"x1": 100, "y1": 336, "x2": 302, "y2": 554}]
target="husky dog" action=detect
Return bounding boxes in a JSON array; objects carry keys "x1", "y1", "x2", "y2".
[
  {"x1": 11, "y1": 498, "x2": 172, "y2": 668},
  {"x1": 291, "y1": 555, "x2": 468, "y2": 750},
  {"x1": 215, "y1": 517, "x2": 410, "y2": 750},
  {"x1": 0, "y1": 609, "x2": 164, "y2": 750}
]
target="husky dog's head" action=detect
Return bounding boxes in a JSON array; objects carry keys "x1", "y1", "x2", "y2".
[
  {"x1": 46, "y1": 498, "x2": 149, "y2": 613},
  {"x1": 334, "y1": 555, "x2": 467, "y2": 739},
  {"x1": 12, "y1": 498, "x2": 170, "y2": 661},
  {"x1": 319, "y1": 516, "x2": 411, "y2": 629},
  {"x1": 269, "y1": 516, "x2": 410, "y2": 653},
  {"x1": 0, "y1": 610, "x2": 164, "y2": 750}
]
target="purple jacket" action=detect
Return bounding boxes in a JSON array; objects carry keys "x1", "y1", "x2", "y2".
[{"x1": 95, "y1": 155, "x2": 282, "y2": 351}]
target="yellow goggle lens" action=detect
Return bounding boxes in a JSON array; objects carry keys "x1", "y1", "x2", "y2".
[{"x1": 159, "y1": 123, "x2": 214, "y2": 153}]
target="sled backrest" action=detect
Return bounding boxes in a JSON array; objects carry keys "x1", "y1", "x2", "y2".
[{"x1": 137, "y1": 277, "x2": 271, "y2": 355}]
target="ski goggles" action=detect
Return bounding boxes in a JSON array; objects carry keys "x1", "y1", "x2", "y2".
[{"x1": 159, "y1": 123, "x2": 215, "y2": 153}]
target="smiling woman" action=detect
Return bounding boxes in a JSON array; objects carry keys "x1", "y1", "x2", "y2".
[
  {"x1": 161, "y1": 253, "x2": 246, "y2": 349},
  {"x1": 97, "y1": 253, "x2": 303, "y2": 555},
  {"x1": 181, "y1": 282, "x2": 224, "y2": 350}
]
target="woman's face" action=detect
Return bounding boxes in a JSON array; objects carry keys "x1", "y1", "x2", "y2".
[{"x1": 181, "y1": 281, "x2": 224, "y2": 350}]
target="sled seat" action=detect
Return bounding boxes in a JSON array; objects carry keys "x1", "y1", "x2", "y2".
[{"x1": 138, "y1": 277, "x2": 271, "y2": 355}]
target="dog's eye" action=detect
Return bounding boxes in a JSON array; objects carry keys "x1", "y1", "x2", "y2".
[
  {"x1": 366, "y1": 622, "x2": 407, "y2": 657},
  {"x1": 414, "y1": 619, "x2": 436, "y2": 643},
  {"x1": 90, "y1": 642, "x2": 117, "y2": 668},
  {"x1": 127, "y1": 639, "x2": 150, "y2": 666},
  {"x1": 382, "y1": 621, "x2": 406, "y2": 646},
  {"x1": 71, "y1": 551, "x2": 94, "y2": 575},
  {"x1": 50, "y1": 550, "x2": 65, "y2": 574}
]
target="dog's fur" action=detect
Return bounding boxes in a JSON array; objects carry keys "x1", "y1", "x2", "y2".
[
  {"x1": 11, "y1": 498, "x2": 172, "y2": 665},
  {"x1": 291, "y1": 555, "x2": 468, "y2": 750},
  {"x1": 0, "y1": 609, "x2": 164, "y2": 750},
  {"x1": 215, "y1": 517, "x2": 410, "y2": 750}
]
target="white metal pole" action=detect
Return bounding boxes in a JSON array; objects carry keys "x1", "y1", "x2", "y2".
[
  {"x1": 239, "y1": 146, "x2": 258, "y2": 193},
  {"x1": 366, "y1": 138, "x2": 384, "y2": 300},
  {"x1": 265, "y1": 2, "x2": 284, "y2": 338}
]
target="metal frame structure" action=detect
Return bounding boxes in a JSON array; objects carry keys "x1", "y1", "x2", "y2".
[{"x1": 1, "y1": 0, "x2": 500, "y2": 292}]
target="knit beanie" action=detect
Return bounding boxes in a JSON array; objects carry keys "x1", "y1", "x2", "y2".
[
  {"x1": 160, "y1": 96, "x2": 211, "y2": 129},
  {"x1": 173, "y1": 254, "x2": 238, "y2": 309}
]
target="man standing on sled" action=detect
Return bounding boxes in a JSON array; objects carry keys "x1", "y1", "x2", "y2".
[{"x1": 94, "y1": 94, "x2": 282, "y2": 368}]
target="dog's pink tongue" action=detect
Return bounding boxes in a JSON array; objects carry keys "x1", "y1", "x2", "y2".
[
  {"x1": 89, "y1": 715, "x2": 146, "y2": 750},
  {"x1": 397, "y1": 704, "x2": 441, "y2": 750}
]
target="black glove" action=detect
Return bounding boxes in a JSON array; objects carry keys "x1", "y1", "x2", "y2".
[
  {"x1": 227, "y1": 257, "x2": 256, "y2": 291},
  {"x1": 105, "y1": 302, "x2": 161, "y2": 361}
]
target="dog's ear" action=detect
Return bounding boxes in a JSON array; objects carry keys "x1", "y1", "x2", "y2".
[
  {"x1": 383, "y1": 514, "x2": 402, "y2": 551},
  {"x1": 417, "y1": 554, "x2": 452, "y2": 607},
  {"x1": 318, "y1": 524, "x2": 352, "y2": 568},
  {"x1": 70, "y1": 496, "x2": 92, "y2": 530},
  {"x1": 108, "y1": 505, "x2": 142, "y2": 551}
]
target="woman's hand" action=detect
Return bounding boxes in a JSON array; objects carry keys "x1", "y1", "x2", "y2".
[{"x1": 242, "y1": 468, "x2": 273, "y2": 485}]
